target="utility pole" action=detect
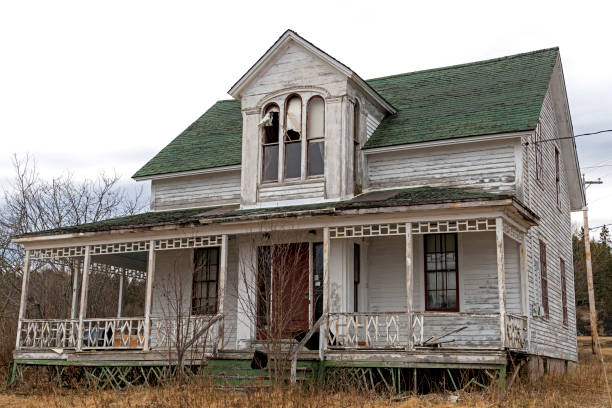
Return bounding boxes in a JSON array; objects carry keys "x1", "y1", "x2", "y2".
[{"x1": 583, "y1": 177, "x2": 602, "y2": 355}]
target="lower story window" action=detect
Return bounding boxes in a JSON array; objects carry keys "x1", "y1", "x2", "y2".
[
  {"x1": 425, "y1": 233, "x2": 458, "y2": 311},
  {"x1": 191, "y1": 247, "x2": 219, "y2": 315}
]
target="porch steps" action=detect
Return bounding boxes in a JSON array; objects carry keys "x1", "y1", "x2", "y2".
[{"x1": 199, "y1": 358, "x2": 318, "y2": 390}]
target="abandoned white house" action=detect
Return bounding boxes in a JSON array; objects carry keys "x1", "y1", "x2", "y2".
[{"x1": 11, "y1": 30, "x2": 585, "y2": 389}]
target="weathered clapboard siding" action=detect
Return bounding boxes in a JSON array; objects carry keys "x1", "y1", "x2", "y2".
[
  {"x1": 521, "y1": 77, "x2": 577, "y2": 361},
  {"x1": 151, "y1": 171, "x2": 241, "y2": 210},
  {"x1": 240, "y1": 41, "x2": 347, "y2": 107},
  {"x1": 366, "y1": 141, "x2": 517, "y2": 193},
  {"x1": 365, "y1": 233, "x2": 519, "y2": 315},
  {"x1": 150, "y1": 241, "x2": 239, "y2": 349},
  {"x1": 258, "y1": 180, "x2": 325, "y2": 202},
  {"x1": 504, "y1": 239, "x2": 522, "y2": 315},
  {"x1": 461, "y1": 232, "x2": 501, "y2": 314}
]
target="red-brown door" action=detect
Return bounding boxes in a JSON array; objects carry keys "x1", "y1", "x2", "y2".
[{"x1": 256, "y1": 243, "x2": 310, "y2": 339}]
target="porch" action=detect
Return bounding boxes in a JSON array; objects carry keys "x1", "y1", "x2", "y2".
[{"x1": 13, "y1": 215, "x2": 530, "y2": 367}]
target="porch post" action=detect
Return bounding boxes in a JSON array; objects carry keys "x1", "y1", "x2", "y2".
[
  {"x1": 70, "y1": 259, "x2": 80, "y2": 320},
  {"x1": 15, "y1": 250, "x2": 31, "y2": 350},
  {"x1": 143, "y1": 240, "x2": 156, "y2": 351},
  {"x1": 117, "y1": 271, "x2": 124, "y2": 318},
  {"x1": 217, "y1": 234, "x2": 228, "y2": 351},
  {"x1": 495, "y1": 218, "x2": 507, "y2": 348},
  {"x1": 321, "y1": 227, "x2": 330, "y2": 356},
  {"x1": 405, "y1": 223, "x2": 413, "y2": 349},
  {"x1": 308, "y1": 242, "x2": 314, "y2": 329},
  {"x1": 76, "y1": 246, "x2": 91, "y2": 351}
]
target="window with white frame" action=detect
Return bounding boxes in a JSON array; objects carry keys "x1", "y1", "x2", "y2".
[{"x1": 260, "y1": 94, "x2": 325, "y2": 183}]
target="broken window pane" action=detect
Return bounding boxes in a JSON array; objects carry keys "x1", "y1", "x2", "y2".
[
  {"x1": 308, "y1": 141, "x2": 324, "y2": 176},
  {"x1": 262, "y1": 105, "x2": 280, "y2": 182},
  {"x1": 285, "y1": 96, "x2": 302, "y2": 136}
]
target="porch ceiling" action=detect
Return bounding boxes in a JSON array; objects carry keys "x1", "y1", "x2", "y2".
[{"x1": 13, "y1": 186, "x2": 535, "y2": 241}]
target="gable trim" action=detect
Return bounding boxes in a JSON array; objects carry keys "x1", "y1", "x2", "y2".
[{"x1": 228, "y1": 30, "x2": 396, "y2": 114}]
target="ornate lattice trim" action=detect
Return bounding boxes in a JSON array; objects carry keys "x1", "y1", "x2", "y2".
[
  {"x1": 30, "y1": 234, "x2": 224, "y2": 260},
  {"x1": 155, "y1": 235, "x2": 223, "y2": 250},
  {"x1": 30, "y1": 246, "x2": 86, "y2": 260},
  {"x1": 329, "y1": 219, "x2": 498, "y2": 239},
  {"x1": 89, "y1": 263, "x2": 147, "y2": 280},
  {"x1": 329, "y1": 224, "x2": 406, "y2": 238},
  {"x1": 91, "y1": 241, "x2": 150, "y2": 256},
  {"x1": 411, "y1": 218, "x2": 496, "y2": 234}
]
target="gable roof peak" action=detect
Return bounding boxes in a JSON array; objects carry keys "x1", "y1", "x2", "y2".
[{"x1": 228, "y1": 29, "x2": 396, "y2": 114}]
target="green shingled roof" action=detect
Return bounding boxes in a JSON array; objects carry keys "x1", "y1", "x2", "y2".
[
  {"x1": 133, "y1": 100, "x2": 242, "y2": 178},
  {"x1": 133, "y1": 48, "x2": 558, "y2": 178},
  {"x1": 17, "y1": 187, "x2": 510, "y2": 237},
  {"x1": 364, "y1": 47, "x2": 559, "y2": 149}
]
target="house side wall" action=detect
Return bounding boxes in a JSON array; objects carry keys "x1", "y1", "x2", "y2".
[
  {"x1": 521, "y1": 82, "x2": 577, "y2": 361},
  {"x1": 151, "y1": 171, "x2": 241, "y2": 211},
  {"x1": 366, "y1": 139, "x2": 518, "y2": 193}
]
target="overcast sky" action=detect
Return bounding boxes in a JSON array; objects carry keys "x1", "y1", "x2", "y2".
[{"x1": 1, "y1": 1, "x2": 611, "y2": 234}]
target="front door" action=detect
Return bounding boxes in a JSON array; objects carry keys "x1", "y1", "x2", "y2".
[{"x1": 256, "y1": 243, "x2": 310, "y2": 339}]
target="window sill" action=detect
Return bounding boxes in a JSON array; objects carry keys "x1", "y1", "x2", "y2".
[{"x1": 259, "y1": 177, "x2": 324, "y2": 188}]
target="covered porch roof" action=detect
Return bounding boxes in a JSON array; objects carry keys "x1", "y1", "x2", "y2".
[{"x1": 13, "y1": 186, "x2": 537, "y2": 242}]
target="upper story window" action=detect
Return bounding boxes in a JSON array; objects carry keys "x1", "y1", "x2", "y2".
[
  {"x1": 284, "y1": 95, "x2": 302, "y2": 179},
  {"x1": 307, "y1": 96, "x2": 325, "y2": 176},
  {"x1": 260, "y1": 94, "x2": 325, "y2": 183},
  {"x1": 535, "y1": 121, "x2": 543, "y2": 181},
  {"x1": 262, "y1": 104, "x2": 280, "y2": 182}
]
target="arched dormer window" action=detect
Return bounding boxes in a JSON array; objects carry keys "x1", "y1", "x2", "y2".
[
  {"x1": 307, "y1": 96, "x2": 325, "y2": 176},
  {"x1": 284, "y1": 95, "x2": 302, "y2": 179},
  {"x1": 261, "y1": 104, "x2": 280, "y2": 182}
]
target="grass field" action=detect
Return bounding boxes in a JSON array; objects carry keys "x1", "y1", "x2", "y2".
[{"x1": 0, "y1": 337, "x2": 610, "y2": 408}]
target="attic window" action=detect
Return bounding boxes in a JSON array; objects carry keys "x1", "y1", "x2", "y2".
[
  {"x1": 284, "y1": 95, "x2": 302, "y2": 179},
  {"x1": 307, "y1": 96, "x2": 325, "y2": 176},
  {"x1": 261, "y1": 104, "x2": 280, "y2": 182}
]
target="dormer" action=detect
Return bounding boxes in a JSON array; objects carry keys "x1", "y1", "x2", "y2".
[{"x1": 229, "y1": 30, "x2": 394, "y2": 208}]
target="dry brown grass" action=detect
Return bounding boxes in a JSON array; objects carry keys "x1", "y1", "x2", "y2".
[{"x1": 0, "y1": 337, "x2": 610, "y2": 408}]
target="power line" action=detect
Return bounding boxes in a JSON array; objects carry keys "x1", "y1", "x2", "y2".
[
  {"x1": 523, "y1": 128, "x2": 612, "y2": 146},
  {"x1": 589, "y1": 224, "x2": 608, "y2": 231}
]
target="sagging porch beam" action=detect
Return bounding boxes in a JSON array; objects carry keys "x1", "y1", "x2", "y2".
[
  {"x1": 15, "y1": 250, "x2": 31, "y2": 350},
  {"x1": 142, "y1": 240, "x2": 156, "y2": 351},
  {"x1": 76, "y1": 246, "x2": 91, "y2": 351},
  {"x1": 495, "y1": 218, "x2": 507, "y2": 348}
]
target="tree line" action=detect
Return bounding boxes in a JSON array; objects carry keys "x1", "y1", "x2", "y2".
[{"x1": 573, "y1": 225, "x2": 612, "y2": 335}]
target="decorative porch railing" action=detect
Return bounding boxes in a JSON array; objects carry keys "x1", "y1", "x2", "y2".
[
  {"x1": 327, "y1": 312, "x2": 411, "y2": 349},
  {"x1": 325, "y1": 312, "x2": 511, "y2": 350},
  {"x1": 19, "y1": 319, "x2": 79, "y2": 349},
  {"x1": 505, "y1": 313, "x2": 528, "y2": 351},
  {"x1": 80, "y1": 317, "x2": 146, "y2": 349}
]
